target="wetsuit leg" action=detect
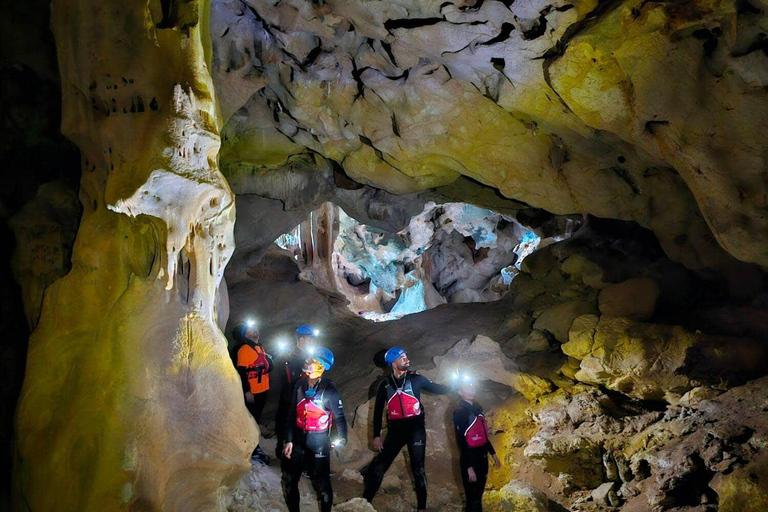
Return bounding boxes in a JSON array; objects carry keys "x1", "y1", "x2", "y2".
[
  {"x1": 275, "y1": 394, "x2": 290, "y2": 458},
  {"x1": 246, "y1": 392, "x2": 269, "y2": 457},
  {"x1": 251, "y1": 391, "x2": 268, "y2": 423},
  {"x1": 406, "y1": 425, "x2": 428, "y2": 510},
  {"x1": 460, "y1": 456, "x2": 488, "y2": 512},
  {"x1": 363, "y1": 428, "x2": 407, "y2": 502},
  {"x1": 284, "y1": 442, "x2": 306, "y2": 512},
  {"x1": 307, "y1": 434, "x2": 333, "y2": 512}
]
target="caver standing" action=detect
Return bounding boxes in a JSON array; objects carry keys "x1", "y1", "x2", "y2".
[
  {"x1": 283, "y1": 347, "x2": 347, "y2": 512},
  {"x1": 363, "y1": 347, "x2": 452, "y2": 510},
  {"x1": 452, "y1": 376, "x2": 500, "y2": 512},
  {"x1": 275, "y1": 324, "x2": 319, "y2": 457},
  {"x1": 234, "y1": 323, "x2": 273, "y2": 463}
]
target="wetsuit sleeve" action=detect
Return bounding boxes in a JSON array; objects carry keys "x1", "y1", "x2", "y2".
[
  {"x1": 453, "y1": 408, "x2": 470, "y2": 463},
  {"x1": 415, "y1": 374, "x2": 452, "y2": 395},
  {"x1": 486, "y1": 439, "x2": 496, "y2": 456},
  {"x1": 326, "y1": 385, "x2": 348, "y2": 442},
  {"x1": 286, "y1": 382, "x2": 299, "y2": 443},
  {"x1": 372, "y1": 380, "x2": 387, "y2": 438}
]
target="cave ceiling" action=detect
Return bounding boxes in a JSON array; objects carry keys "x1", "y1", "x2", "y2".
[{"x1": 211, "y1": 0, "x2": 768, "y2": 272}]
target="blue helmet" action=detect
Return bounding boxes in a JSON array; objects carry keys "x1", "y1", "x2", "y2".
[
  {"x1": 385, "y1": 347, "x2": 407, "y2": 367},
  {"x1": 314, "y1": 347, "x2": 335, "y2": 371},
  {"x1": 296, "y1": 324, "x2": 317, "y2": 336}
]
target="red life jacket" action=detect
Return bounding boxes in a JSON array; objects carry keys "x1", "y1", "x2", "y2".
[
  {"x1": 385, "y1": 374, "x2": 422, "y2": 420},
  {"x1": 296, "y1": 388, "x2": 331, "y2": 432},
  {"x1": 464, "y1": 413, "x2": 489, "y2": 448}
]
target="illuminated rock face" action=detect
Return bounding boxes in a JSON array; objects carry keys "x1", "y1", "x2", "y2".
[
  {"x1": 213, "y1": 0, "x2": 768, "y2": 271},
  {"x1": 12, "y1": 0, "x2": 256, "y2": 510}
]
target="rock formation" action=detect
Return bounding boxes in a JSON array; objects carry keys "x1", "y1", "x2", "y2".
[
  {"x1": 3, "y1": 0, "x2": 768, "y2": 511},
  {"x1": 212, "y1": 0, "x2": 768, "y2": 271},
  {"x1": 12, "y1": 0, "x2": 257, "y2": 510}
]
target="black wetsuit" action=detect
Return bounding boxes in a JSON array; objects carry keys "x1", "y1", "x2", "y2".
[
  {"x1": 285, "y1": 377, "x2": 347, "y2": 512},
  {"x1": 363, "y1": 371, "x2": 451, "y2": 510},
  {"x1": 275, "y1": 348, "x2": 308, "y2": 453},
  {"x1": 453, "y1": 400, "x2": 496, "y2": 512}
]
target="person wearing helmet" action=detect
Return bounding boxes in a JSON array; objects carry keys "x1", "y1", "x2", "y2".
[
  {"x1": 452, "y1": 376, "x2": 500, "y2": 512},
  {"x1": 283, "y1": 347, "x2": 347, "y2": 512},
  {"x1": 363, "y1": 347, "x2": 452, "y2": 510},
  {"x1": 275, "y1": 324, "x2": 320, "y2": 457},
  {"x1": 233, "y1": 323, "x2": 274, "y2": 464}
]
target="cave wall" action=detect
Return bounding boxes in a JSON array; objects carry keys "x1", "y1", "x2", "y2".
[{"x1": 12, "y1": 0, "x2": 257, "y2": 510}]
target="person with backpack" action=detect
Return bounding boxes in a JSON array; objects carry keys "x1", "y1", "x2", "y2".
[
  {"x1": 234, "y1": 322, "x2": 274, "y2": 464},
  {"x1": 283, "y1": 347, "x2": 347, "y2": 512},
  {"x1": 363, "y1": 347, "x2": 452, "y2": 510},
  {"x1": 452, "y1": 375, "x2": 501, "y2": 512}
]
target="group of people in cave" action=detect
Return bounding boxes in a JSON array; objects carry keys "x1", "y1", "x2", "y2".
[{"x1": 233, "y1": 322, "x2": 501, "y2": 512}]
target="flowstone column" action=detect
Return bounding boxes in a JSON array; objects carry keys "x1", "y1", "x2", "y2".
[{"x1": 13, "y1": 0, "x2": 257, "y2": 510}]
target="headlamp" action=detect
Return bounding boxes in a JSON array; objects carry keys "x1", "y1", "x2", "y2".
[
  {"x1": 451, "y1": 370, "x2": 473, "y2": 383},
  {"x1": 246, "y1": 319, "x2": 256, "y2": 328}
]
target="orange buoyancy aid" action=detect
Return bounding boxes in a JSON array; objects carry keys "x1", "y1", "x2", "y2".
[
  {"x1": 464, "y1": 413, "x2": 489, "y2": 448},
  {"x1": 237, "y1": 344, "x2": 270, "y2": 394},
  {"x1": 385, "y1": 374, "x2": 422, "y2": 420},
  {"x1": 296, "y1": 390, "x2": 332, "y2": 432}
]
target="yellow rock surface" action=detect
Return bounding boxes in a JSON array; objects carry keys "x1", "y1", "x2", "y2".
[{"x1": 13, "y1": 0, "x2": 257, "y2": 510}]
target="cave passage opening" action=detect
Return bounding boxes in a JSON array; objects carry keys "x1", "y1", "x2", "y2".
[{"x1": 268, "y1": 201, "x2": 570, "y2": 323}]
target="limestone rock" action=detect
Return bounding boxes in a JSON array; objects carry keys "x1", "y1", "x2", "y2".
[
  {"x1": 9, "y1": 181, "x2": 80, "y2": 329},
  {"x1": 679, "y1": 387, "x2": 723, "y2": 408},
  {"x1": 211, "y1": 0, "x2": 768, "y2": 272},
  {"x1": 561, "y1": 254, "x2": 606, "y2": 290},
  {"x1": 518, "y1": 330, "x2": 551, "y2": 355},
  {"x1": 13, "y1": 0, "x2": 257, "y2": 509},
  {"x1": 434, "y1": 335, "x2": 553, "y2": 400},
  {"x1": 710, "y1": 452, "x2": 768, "y2": 512},
  {"x1": 563, "y1": 315, "x2": 600, "y2": 360},
  {"x1": 533, "y1": 300, "x2": 598, "y2": 343},
  {"x1": 483, "y1": 480, "x2": 554, "y2": 512},
  {"x1": 591, "y1": 482, "x2": 619, "y2": 507},
  {"x1": 598, "y1": 278, "x2": 661, "y2": 321},
  {"x1": 340, "y1": 469, "x2": 365, "y2": 484},
  {"x1": 524, "y1": 435, "x2": 603, "y2": 488},
  {"x1": 333, "y1": 498, "x2": 378, "y2": 512},
  {"x1": 510, "y1": 373, "x2": 555, "y2": 402},
  {"x1": 567, "y1": 317, "x2": 698, "y2": 401}
]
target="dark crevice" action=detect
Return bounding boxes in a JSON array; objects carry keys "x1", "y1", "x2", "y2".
[
  {"x1": 736, "y1": 0, "x2": 762, "y2": 15},
  {"x1": 732, "y1": 33, "x2": 768, "y2": 57},
  {"x1": 380, "y1": 41, "x2": 398, "y2": 67},
  {"x1": 644, "y1": 119, "x2": 669, "y2": 134},
  {"x1": 480, "y1": 22, "x2": 516, "y2": 46},
  {"x1": 302, "y1": 45, "x2": 324, "y2": 67},
  {"x1": 351, "y1": 61, "x2": 368, "y2": 100},
  {"x1": 385, "y1": 17, "x2": 444, "y2": 31},
  {"x1": 692, "y1": 28, "x2": 722, "y2": 58},
  {"x1": 359, "y1": 135, "x2": 385, "y2": 161},
  {"x1": 491, "y1": 57, "x2": 506, "y2": 71},
  {"x1": 521, "y1": 14, "x2": 548, "y2": 40},
  {"x1": 612, "y1": 167, "x2": 641, "y2": 195},
  {"x1": 391, "y1": 114, "x2": 400, "y2": 137}
]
